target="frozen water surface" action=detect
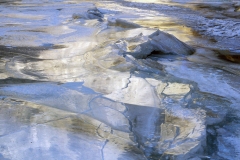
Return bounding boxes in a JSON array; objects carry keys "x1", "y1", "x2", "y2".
[{"x1": 0, "y1": 0, "x2": 240, "y2": 160}]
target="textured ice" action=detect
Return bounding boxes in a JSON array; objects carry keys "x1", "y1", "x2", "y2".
[
  {"x1": 0, "y1": 0, "x2": 240, "y2": 160},
  {"x1": 0, "y1": 98, "x2": 145, "y2": 160}
]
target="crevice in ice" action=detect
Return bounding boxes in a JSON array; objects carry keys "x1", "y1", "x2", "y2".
[
  {"x1": 34, "y1": 116, "x2": 72, "y2": 126},
  {"x1": 121, "y1": 72, "x2": 132, "y2": 90},
  {"x1": 101, "y1": 139, "x2": 109, "y2": 160},
  {"x1": 86, "y1": 94, "x2": 103, "y2": 111},
  {"x1": 160, "y1": 82, "x2": 169, "y2": 98},
  {"x1": 206, "y1": 126, "x2": 218, "y2": 157},
  {"x1": 205, "y1": 109, "x2": 240, "y2": 159},
  {"x1": 96, "y1": 123, "x2": 104, "y2": 138}
]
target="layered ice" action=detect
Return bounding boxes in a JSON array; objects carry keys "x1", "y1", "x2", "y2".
[{"x1": 0, "y1": 0, "x2": 239, "y2": 160}]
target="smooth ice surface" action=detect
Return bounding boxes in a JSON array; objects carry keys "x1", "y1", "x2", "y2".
[{"x1": 0, "y1": 0, "x2": 240, "y2": 160}]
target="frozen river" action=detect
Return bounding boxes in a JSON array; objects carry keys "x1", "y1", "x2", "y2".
[{"x1": 0, "y1": 0, "x2": 239, "y2": 159}]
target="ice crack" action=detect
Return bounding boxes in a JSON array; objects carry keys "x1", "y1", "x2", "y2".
[
  {"x1": 121, "y1": 72, "x2": 132, "y2": 90},
  {"x1": 96, "y1": 123, "x2": 104, "y2": 138},
  {"x1": 101, "y1": 139, "x2": 109, "y2": 160}
]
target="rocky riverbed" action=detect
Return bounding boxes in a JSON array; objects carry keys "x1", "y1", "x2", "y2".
[{"x1": 0, "y1": 0, "x2": 239, "y2": 160}]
